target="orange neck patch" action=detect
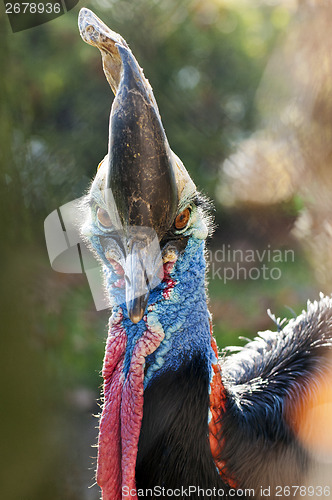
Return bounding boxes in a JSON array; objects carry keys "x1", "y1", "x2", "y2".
[{"x1": 209, "y1": 326, "x2": 238, "y2": 489}]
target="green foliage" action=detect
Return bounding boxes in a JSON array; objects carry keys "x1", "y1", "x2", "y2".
[{"x1": 208, "y1": 249, "x2": 319, "y2": 348}]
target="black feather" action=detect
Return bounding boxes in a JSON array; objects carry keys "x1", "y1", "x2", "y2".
[
  {"x1": 136, "y1": 353, "x2": 241, "y2": 499},
  {"x1": 219, "y1": 296, "x2": 332, "y2": 494}
]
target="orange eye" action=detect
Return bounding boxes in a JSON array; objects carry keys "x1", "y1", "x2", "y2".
[
  {"x1": 174, "y1": 208, "x2": 191, "y2": 230},
  {"x1": 97, "y1": 207, "x2": 112, "y2": 227}
]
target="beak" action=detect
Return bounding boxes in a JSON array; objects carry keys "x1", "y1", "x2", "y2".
[
  {"x1": 123, "y1": 231, "x2": 162, "y2": 323},
  {"x1": 125, "y1": 249, "x2": 150, "y2": 324},
  {"x1": 101, "y1": 224, "x2": 163, "y2": 323}
]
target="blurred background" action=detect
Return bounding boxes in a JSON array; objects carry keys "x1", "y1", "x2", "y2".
[{"x1": 1, "y1": 0, "x2": 332, "y2": 498}]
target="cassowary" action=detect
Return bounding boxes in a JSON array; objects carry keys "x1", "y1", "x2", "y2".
[{"x1": 77, "y1": 8, "x2": 332, "y2": 500}]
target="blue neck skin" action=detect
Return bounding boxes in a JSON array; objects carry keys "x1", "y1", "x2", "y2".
[{"x1": 104, "y1": 237, "x2": 216, "y2": 389}]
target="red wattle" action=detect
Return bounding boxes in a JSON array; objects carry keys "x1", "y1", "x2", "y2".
[
  {"x1": 97, "y1": 310, "x2": 127, "y2": 500},
  {"x1": 97, "y1": 308, "x2": 165, "y2": 500},
  {"x1": 121, "y1": 321, "x2": 164, "y2": 498}
]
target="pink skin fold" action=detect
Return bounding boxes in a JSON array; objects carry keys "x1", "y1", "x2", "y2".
[
  {"x1": 97, "y1": 310, "x2": 126, "y2": 499},
  {"x1": 97, "y1": 308, "x2": 165, "y2": 500}
]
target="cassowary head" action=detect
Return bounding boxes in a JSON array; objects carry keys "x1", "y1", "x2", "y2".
[
  {"x1": 78, "y1": 11, "x2": 214, "y2": 498},
  {"x1": 79, "y1": 8, "x2": 209, "y2": 324}
]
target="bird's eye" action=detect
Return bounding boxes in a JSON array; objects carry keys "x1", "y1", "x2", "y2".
[
  {"x1": 174, "y1": 208, "x2": 191, "y2": 230},
  {"x1": 97, "y1": 207, "x2": 112, "y2": 227}
]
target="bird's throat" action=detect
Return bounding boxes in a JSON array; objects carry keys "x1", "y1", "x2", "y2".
[
  {"x1": 97, "y1": 308, "x2": 165, "y2": 500},
  {"x1": 98, "y1": 238, "x2": 230, "y2": 499}
]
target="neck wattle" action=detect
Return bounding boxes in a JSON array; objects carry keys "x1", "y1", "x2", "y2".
[
  {"x1": 104, "y1": 237, "x2": 215, "y2": 386},
  {"x1": 143, "y1": 237, "x2": 215, "y2": 387}
]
